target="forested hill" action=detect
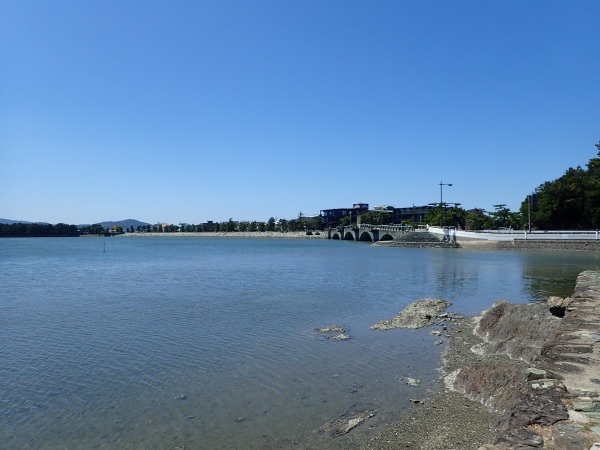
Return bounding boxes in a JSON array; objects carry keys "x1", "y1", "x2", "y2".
[{"x1": 522, "y1": 142, "x2": 600, "y2": 230}]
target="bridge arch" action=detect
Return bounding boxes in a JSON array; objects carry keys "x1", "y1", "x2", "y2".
[
  {"x1": 359, "y1": 231, "x2": 373, "y2": 242},
  {"x1": 331, "y1": 233, "x2": 340, "y2": 240},
  {"x1": 379, "y1": 233, "x2": 394, "y2": 241},
  {"x1": 344, "y1": 231, "x2": 355, "y2": 241}
]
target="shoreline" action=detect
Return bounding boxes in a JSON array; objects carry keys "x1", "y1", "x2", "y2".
[
  {"x1": 111, "y1": 232, "x2": 600, "y2": 252},
  {"x1": 111, "y1": 231, "x2": 328, "y2": 239},
  {"x1": 364, "y1": 271, "x2": 600, "y2": 450}
]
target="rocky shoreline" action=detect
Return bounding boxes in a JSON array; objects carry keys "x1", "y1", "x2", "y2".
[{"x1": 363, "y1": 271, "x2": 600, "y2": 450}]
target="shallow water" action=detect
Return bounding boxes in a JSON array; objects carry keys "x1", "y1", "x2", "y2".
[{"x1": 1, "y1": 237, "x2": 599, "y2": 449}]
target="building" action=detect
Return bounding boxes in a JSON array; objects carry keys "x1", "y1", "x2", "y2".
[
  {"x1": 320, "y1": 203, "x2": 369, "y2": 228},
  {"x1": 390, "y1": 205, "x2": 434, "y2": 223}
]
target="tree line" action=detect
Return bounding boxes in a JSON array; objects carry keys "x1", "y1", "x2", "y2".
[
  {"x1": 99, "y1": 215, "x2": 325, "y2": 234},
  {"x1": 520, "y1": 142, "x2": 600, "y2": 230},
  {"x1": 0, "y1": 223, "x2": 80, "y2": 237}
]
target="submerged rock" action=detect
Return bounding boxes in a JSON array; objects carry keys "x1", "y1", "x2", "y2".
[
  {"x1": 370, "y1": 298, "x2": 452, "y2": 330},
  {"x1": 314, "y1": 326, "x2": 346, "y2": 333},
  {"x1": 327, "y1": 333, "x2": 350, "y2": 341},
  {"x1": 398, "y1": 376, "x2": 421, "y2": 386},
  {"x1": 317, "y1": 403, "x2": 378, "y2": 437}
]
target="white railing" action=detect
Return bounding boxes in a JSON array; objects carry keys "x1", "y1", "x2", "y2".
[
  {"x1": 427, "y1": 226, "x2": 600, "y2": 241},
  {"x1": 358, "y1": 224, "x2": 414, "y2": 232}
]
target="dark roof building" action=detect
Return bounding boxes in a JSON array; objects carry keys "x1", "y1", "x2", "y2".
[{"x1": 320, "y1": 203, "x2": 369, "y2": 227}]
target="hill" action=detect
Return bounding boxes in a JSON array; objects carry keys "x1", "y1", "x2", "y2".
[
  {"x1": 90, "y1": 219, "x2": 151, "y2": 229},
  {"x1": 0, "y1": 218, "x2": 51, "y2": 225}
]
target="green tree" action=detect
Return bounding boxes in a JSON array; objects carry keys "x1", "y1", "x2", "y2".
[
  {"x1": 425, "y1": 206, "x2": 467, "y2": 229},
  {"x1": 277, "y1": 219, "x2": 288, "y2": 232},
  {"x1": 224, "y1": 218, "x2": 237, "y2": 232},
  {"x1": 465, "y1": 209, "x2": 494, "y2": 231},
  {"x1": 266, "y1": 217, "x2": 276, "y2": 231}
]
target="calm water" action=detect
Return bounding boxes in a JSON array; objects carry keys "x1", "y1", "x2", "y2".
[{"x1": 1, "y1": 237, "x2": 599, "y2": 449}]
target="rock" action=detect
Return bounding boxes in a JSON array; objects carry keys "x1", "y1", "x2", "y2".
[
  {"x1": 399, "y1": 376, "x2": 421, "y2": 386},
  {"x1": 317, "y1": 403, "x2": 377, "y2": 437},
  {"x1": 589, "y1": 443, "x2": 600, "y2": 450},
  {"x1": 525, "y1": 367, "x2": 548, "y2": 380},
  {"x1": 494, "y1": 428, "x2": 544, "y2": 448},
  {"x1": 572, "y1": 401, "x2": 600, "y2": 412},
  {"x1": 567, "y1": 409, "x2": 590, "y2": 423},
  {"x1": 314, "y1": 326, "x2": 346, "y2": 333},
  {"x1": 327, "y1": 333, "x2": 350, "y2": 340},
  {"x1": 472, "y1": 300, "x2": 562, "y2": 363},
  {"x1": 234, "y1": 416, "x2": 246, "y2": 423},
  {"x1": 370, "y1": 298, "x2": 452, "y2": 330},
  {"x1": 552, "y1": 424, "x2": 586, "y2": 449},
  {"x1": 547, "y1": 295, "x2": 573, "y2": 309}
]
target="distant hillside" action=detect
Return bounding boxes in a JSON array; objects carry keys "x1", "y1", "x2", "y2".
[
  {"x1": 88, "y1": 219, "x2": 151, "y2": 229},
  {"x1": 0, "y1": 218, "x2": 51, "y2": 225}
]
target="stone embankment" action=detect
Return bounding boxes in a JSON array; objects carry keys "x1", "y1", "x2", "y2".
[
  {"x1": 374, "y1": 232, "x2": 459, "y2": 248},
  {"x1": 460, "y1": 240, "x2": 600, "y2": 252}
]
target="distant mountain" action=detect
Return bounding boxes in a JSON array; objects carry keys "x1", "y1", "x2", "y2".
[
  {"x1": 0, "y1": 218, "x2": 51, "y2": 225},
  {"x1": 87, "y1": 219, "x2": 152, "y2": 229}
]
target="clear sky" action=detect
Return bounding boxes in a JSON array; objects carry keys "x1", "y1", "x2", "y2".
[{"x1": 2, "y1": 1, "x2": 599, "y2": 225}]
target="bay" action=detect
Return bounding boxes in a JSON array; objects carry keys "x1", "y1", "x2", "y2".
[{"x1": 1, "y1": 237, "x2": 599, "y2": 449}]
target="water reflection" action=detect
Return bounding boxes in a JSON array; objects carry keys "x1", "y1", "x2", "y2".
[{"x1": 520, "y1": 250, "x2": 600, "y2": 300}]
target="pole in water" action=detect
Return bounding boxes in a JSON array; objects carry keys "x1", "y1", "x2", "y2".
[{"x1": 103, "y1": 242, "x2": 106, "y2": 253}]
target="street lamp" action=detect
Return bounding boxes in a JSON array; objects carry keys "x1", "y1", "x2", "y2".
[
  {"x1": 439, "y1": 181, "x2": 453, "y2": 227},
  {"x1": 440, "y1": 181, "x2": 452, "y2": 207}
]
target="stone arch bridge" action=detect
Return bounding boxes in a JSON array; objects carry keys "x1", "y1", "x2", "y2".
[{"x1": 327, "y1": 224, "x2": 416, "y2": 242}]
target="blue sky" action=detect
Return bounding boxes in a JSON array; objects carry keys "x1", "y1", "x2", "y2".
[{"x1": 2, "y1": 1, "x2": 599, "y2": 224}]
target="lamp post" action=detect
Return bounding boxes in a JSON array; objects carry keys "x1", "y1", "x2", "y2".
[{"x1": 439, "y1": 181, "x2": 453, "y2": 227}]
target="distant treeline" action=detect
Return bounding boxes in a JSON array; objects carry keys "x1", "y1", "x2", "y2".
[{"x1": 0, "y1": 223, "x2": 80, "y2": 237}]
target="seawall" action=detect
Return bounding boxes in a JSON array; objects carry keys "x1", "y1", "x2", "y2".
[{"x1": 459, "y1": 240, "x2": 600, "y2": 251}]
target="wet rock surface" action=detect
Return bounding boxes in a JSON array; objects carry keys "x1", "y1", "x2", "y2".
[
  {"x1": 365, "y1": 271, "x2": 600, "y2": 450},
  {"x1": 370, "y1": 298, "x2": 452, "y2": 330},
  {"x1": 317, "y1": 403, "x2": 378, "y2": 437},
  {"x1": 314, "y1": 326, "x2": 346, "y2": 333}
]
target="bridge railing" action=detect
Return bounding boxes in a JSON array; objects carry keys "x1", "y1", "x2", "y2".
[
  {"x1": 427, "y1": 226, "x2": 600, "y2": 241},
  {"x1": 358, "y1": 224, "x2": 415, "y2": 232}
]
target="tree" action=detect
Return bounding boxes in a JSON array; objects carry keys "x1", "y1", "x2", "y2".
[
  {"x1": 465, "y1": 209, "x2": 494, "y2": 231},
  {"x1": 425, "y1": 206, "x2": 467, "y2": 229},
  {"x1": 277, "y1": 218, "x2": 288, "y2": 232},
  {"x1": 338, "y1": 216, "x2": 350, "y2": 227},
  {"x1": 359, "y1": 211, "x2": 391, "y2": 225},
  {"x1": 266, "y1": 217, "x2": 276, "y2": 232},
  {"x1": 224, "y1": 218, "x2": 237, "y2": 232}
]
